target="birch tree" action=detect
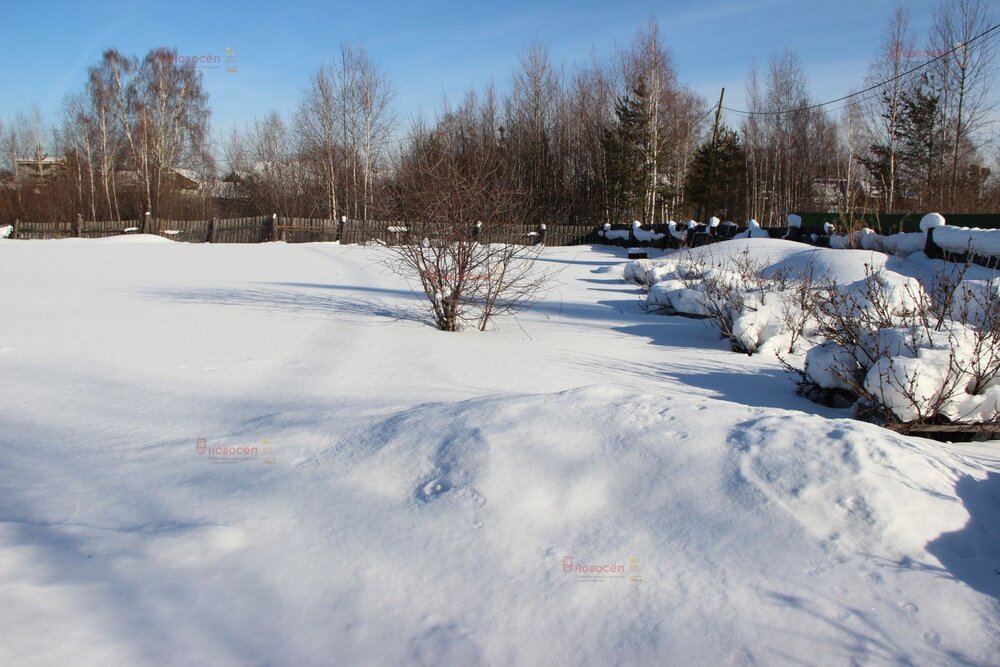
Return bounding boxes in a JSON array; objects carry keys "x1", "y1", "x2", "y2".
[
  {"x1": 931, "y1": 0, "x2": 997, "y2": 207},
  {"x1": 861, "y1": 4, "x2": 915, "y2": 211}
]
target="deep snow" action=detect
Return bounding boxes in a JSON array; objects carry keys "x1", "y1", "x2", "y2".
[{"x1": 0, "y1": 237, "x2": 998, "y2": 666}]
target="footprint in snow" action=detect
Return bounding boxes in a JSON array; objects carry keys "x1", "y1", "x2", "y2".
[
  {"x1": 415, "y1": 478, "x2": 486, "y2": 509},
  {"x1": 407, "y1": 624, "x2": 485, "y2": 667},
  {"x1": 418, "y1": 477, "x2": 453, "y2": 501}
]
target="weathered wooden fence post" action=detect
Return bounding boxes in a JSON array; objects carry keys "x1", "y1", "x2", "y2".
[
  {"x1": 208, "y1": 218, "x2": 218, "y2": 243},
  {"x1": 272, "y1": 213, "x2": 279, "y2": 242},
  {"x1": 76, "y1": 214, "x2": 83, "y2": 238},
  {"x1": 12, "y1": 219, "x2": 19, "y2": 239},
  {"x1": 142, "y1": 211, "x2": 151, "y2": 234},
  {"x1": 337, "y1": 215, "x2": 346, "y2": 242}
]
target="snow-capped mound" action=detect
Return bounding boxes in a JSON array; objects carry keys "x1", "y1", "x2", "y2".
[
  {"x1": 625, "y1": 239, "x2": 899, "y2": 293},
  {"x1": 920, "y1": 212, "x2": 946, "y2": 232},
  {"x1": 667, "y1": 221, "x2": 687, "y2": 241},
  {"x1": 932, "y1": 226, "x2": 1000, "y2": 258},
  {"x1": 734, "y1": 219, "x2": 769, "y2": 239},
  {"x1": 766, "y1": 246, "x2": 893, "y2": 285},
  {"x1": 599, "y1": 222, "x2": 664, "y2": 243},
  {"x1": 880, "y1": 232, "x2": 926, "y2": 257}
]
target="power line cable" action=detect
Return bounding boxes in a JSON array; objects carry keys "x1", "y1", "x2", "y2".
[{"x1": 720, "y1": 22, "x2": 1000, "y2": 117}]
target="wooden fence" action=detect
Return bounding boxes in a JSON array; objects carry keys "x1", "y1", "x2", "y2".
[
  {"x1": 9, "y1": 214, "x2": 1000, "y2": 262},
  {"x1": 277, "y1": 217, "x2": 340, "y2": 243},
  {"x1": 10, "y1": 216, "x2": 142, "y2": 240},
  {"x1": 5, "y1": 216, "x2": 604, "y2": 247}
]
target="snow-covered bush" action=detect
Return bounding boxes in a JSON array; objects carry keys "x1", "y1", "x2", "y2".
[
  {"x1": 623, "y1": 258, "x2": 678, "y2": 289},
  {"x1": 624, "y1": 237, "x2": 1000, "y2": 428},
  {"x1": 800, "y1": 263, "x2": 1000, "y2": 429},
  {"x1": 632, "y1": 246, "x2": 809, "y2": 354}
]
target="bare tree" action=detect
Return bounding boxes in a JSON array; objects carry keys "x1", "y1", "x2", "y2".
[
  {"x1": 621, "y1": 20, "x2": 676, "y2": 224},
  {"x1": 740, "y1": 50, "x2": 838, "y2": 223},
  {"x1": 296, "y1": 61, "x2": 342, "y2": 220},
  {"x1": 100, "y1": 48, "x2": 210, "y2": 218},
  {"x1": 87, "y1": 55, "x2": 125, "y2": 221},
  {"x1": 565, "y1": 61, "x2": 614, "y2": 222},
  {"x1": 296, "y1": 43, "x2": 395, "y2": 222},
  {"x1": 861, "y1": 4, "x2": 916, "y2": 212},
  {"x1": 354, "y1": 47, "x2": 395, "y2": 222},
  {"x1": 59, "y1": 93, "x2": 97, "y2": 221},
  {"x1": 931, "y1": 0, "x2": 997, "y2": 208},
  {"x1": 504, "y1": 41, "x2": 564, "y2": 223},
  {"x1": 227, "y1": 112, "x2": 313, "y2": 218}
]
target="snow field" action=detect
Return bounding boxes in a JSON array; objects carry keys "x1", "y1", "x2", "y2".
[{"x1": 0, "y1": 237, "x2": 997, "y2": 665}]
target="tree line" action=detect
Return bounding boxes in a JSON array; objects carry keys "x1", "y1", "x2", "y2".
[{"x1": 1, "y1": 2, "x2": 998, "y2": 228}]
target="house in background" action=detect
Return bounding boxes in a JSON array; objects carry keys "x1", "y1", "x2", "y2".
[
  {"x1": 14, "y1": 157, "x2": 67, "y2": 181},
  {"x1": 116, "y1": 167, "x2": 204, "y2": 192}
]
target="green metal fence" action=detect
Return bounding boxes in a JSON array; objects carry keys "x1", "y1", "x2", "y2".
[{"x1": 793, "y1": 212, "x2": 1000, "y2": 234}]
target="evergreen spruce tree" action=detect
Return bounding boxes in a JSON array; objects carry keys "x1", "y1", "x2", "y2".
[
  {"x1": 602, "y1": 85, "x2": 650, "y2": 221},
  {"x1": 897, "y1": 77, "x2": 947, "y2": 208},
  {"x1": 684, "y1": 126, "x2": 746, "y2": 221}
]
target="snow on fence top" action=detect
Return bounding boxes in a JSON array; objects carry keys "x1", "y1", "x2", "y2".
[
  {"x1": 599, "y1": 221, "x2": 665, "y2": 242},
  {"x1": 930, "y1": 224, "x2": 1000, "y2": 257}
]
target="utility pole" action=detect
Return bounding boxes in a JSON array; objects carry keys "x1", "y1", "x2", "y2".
[{"x1": 707, "y1": 87, "x2": 725, "y2": 221}]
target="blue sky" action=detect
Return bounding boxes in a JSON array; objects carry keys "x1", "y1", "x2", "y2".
[{"x1": 0, "y1": 0, "x2": 944, "y2": 140}]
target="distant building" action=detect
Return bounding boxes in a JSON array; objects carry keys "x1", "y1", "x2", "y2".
[
  {"x1": 14, "y1": 157, "x2": 66, "y2": 181},
  {"x1": 116, "y1": 167, "x2": 203, "y2": 192},
  {"x1": 811, "y1": 177, "x2": 876, "y2": 211}
]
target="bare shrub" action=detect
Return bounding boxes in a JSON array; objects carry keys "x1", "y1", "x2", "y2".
[
  {"x1": 777, "y1": 256, "x2": 823, "y2": 353},
  {"x1": 383, "y1": 114, "x2": 549, "y2": 332}
]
